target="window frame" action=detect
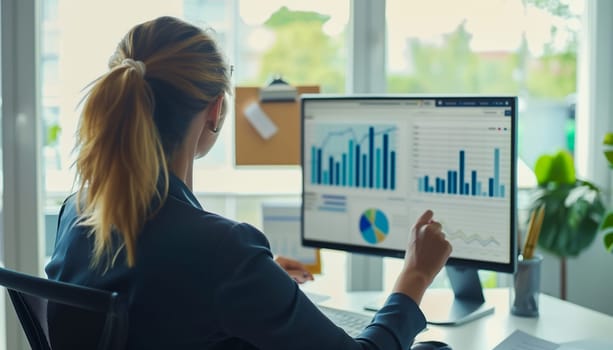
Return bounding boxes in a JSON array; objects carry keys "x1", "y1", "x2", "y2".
[{"x1": 2, "y1": 1, "x2": 45, "y2": 350}]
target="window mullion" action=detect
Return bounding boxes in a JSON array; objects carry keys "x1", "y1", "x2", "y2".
[{"x1": 346, "y1": 0, "x2": 387, "y2": 292}]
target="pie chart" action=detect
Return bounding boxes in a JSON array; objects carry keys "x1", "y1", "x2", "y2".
[{"x1": 359, "y1": 208, "x2": 389, "y2": 244}]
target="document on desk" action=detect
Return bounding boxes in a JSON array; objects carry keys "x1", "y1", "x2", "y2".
[
  {"x1": 262, "y1": 203, "x2": 318, "y2": 265},
  {"x1": 494, "y1": 330, "x2": 613, "y2": 350},
  {"x1": 493, "y1": 330, "x2": 559, "y2": 350},
  {"x1": 558, "y1": 339, "x2": 613, "y2": 350}
]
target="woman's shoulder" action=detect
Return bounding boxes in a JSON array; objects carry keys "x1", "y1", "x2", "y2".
[
  {"x1": 152, "y1": 195, "x2": 238, "y2": 234},
  {"x1": 146, "y1": 196, "x2": 271, "y2": 253}
]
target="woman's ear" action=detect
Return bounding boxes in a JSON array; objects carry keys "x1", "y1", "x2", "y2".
[{"x1": 206, "y1": 94, "x2": 225, "y2": 133}]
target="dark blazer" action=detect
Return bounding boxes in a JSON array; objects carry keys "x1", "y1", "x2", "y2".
[{"x1": 46, "y1": 173, "x2": 426, "y2": 349}]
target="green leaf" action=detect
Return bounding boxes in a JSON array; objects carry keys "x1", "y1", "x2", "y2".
[
  {"x1": 600, "y1": 212, "x2": 613, "y2": 231},
  {"x1": 534, "y1": 150, "x2": 576, "y2": 185},
  {"x1": 46, "y1": 124, "x2": 61, "y2": 145},
  {"x1": 604, "y1": 150, "x2": 613, "y2": 168},
  {"x1": 549, "y1": 150, "x2": 576, "y2": 184},
  {"x1": 603, "y1": 132, "x2": 613, "y2": 167},
  {"x1": 531, "y1": 180, "x2": 604, "y2": 257},
  {"x1": 534, "y1": 154, "x2": 553, "y2": 186},
  {"x1": 604, "y1": 231, "x2": 613, "y2": 253}
]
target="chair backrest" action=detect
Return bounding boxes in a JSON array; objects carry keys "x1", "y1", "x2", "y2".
[{"x1": 0, "y1": 266, "x2": 128, "y2": 350}]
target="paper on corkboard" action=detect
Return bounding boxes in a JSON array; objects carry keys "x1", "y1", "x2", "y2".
[{"x1": 234, "y1": 85, "x2": 320, "y2": 165}]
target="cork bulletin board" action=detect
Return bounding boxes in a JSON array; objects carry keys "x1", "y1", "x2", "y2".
[{"x1": 234, "y1": 85, "x2": 320, "y2": 165}]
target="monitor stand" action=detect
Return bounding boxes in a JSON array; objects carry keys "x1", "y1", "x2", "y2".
[{"x1": 365, "y1": 266, "x2": 494, "y2": 326}]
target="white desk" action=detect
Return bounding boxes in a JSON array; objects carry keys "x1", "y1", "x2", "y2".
[{"x1": 303, "y1": 286, "x2": 613, "y2": 349}]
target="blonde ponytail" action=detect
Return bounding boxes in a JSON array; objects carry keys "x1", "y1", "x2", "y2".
[{"x1": 76, "y1": 65, "x2": 168, "y2": 268}]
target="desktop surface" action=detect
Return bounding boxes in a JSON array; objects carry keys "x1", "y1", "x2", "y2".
[{"x1": 303, "y1": 285, "x2": 613, "y2": 350}]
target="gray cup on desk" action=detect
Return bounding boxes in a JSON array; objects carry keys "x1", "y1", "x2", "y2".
[{"x1": 511, "y1": 254, "x2": 543, "y2": 317}]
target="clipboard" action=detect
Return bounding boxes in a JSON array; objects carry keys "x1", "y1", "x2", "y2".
[{"x1": 234, "y1": 84, "x2": 320, "y2": 165}]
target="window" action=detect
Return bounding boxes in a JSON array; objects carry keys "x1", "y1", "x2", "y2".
[
  {"x1": 382, "y1": 0, "x2": 584, "y2": 291},
  {"x1": 386, "y1": 0, "x2": 583, "y2": 182},
  {"x1": 39, "y1": 0, "x2": 585, "y2": 292},
  {"x1": 41, "y1": 0, "x2": 349, "y2": 194},
  {"x1": 40, "y1": 1, "x2": 349, "y2": 288}
]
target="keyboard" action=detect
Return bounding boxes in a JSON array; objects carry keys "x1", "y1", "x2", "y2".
[{"x1": 318, "y1": 305, "x2": 373, "y2": 337}]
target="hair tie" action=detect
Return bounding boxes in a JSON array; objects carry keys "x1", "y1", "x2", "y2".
[{"x1": 122, "y1": 58, "x2": 146, "y2": 77}]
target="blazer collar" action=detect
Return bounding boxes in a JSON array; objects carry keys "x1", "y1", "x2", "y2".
[{"x1": 166, "y1": 172, "x2": 203, "y2": 210}]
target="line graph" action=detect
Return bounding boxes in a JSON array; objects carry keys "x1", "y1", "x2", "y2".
[
  {"x1": 447, "y1": 230, "x2": 501, "y2": 247},
  {"x1": 426, "y1": 204, "x2": 510, "y2": 263},
  {"x1": 317, "y1": 126, "x2": 398, "y2": 149}
]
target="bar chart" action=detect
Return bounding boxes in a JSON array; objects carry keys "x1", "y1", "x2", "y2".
[
  {"x1": 309, "y1": 124, "x2": 398, "y2": 191},
  {"x1": 417, "y1": 148, "x2": 505, "y2": 198},
  {"x1": 412, "y1": 121, "x2": 510, "y2": 200}
]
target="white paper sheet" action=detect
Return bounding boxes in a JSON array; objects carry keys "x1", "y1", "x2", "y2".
[
  {"x1": 559, "y1": 339, "x2": 613, "y2": 350},
  {"x1": 244, "y1": 102, "x2": 278, "y2": 140},
  {"x1": 262, "y1": 202, "x2": 317, "y2": 265},
  {"x1": 493, "y1": 330, "x2": 559, "y2": 350}
]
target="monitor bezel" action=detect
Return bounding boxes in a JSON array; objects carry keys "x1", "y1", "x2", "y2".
[{"x1": 300, "y1": 94, "x2": 517, "y2": 274}]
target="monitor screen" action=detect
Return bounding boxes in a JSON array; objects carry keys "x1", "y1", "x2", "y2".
[{"x1": 301, "y1": 95, "x2": 517, "y2": 273}]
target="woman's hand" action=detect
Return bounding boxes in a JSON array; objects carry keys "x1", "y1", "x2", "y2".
[
  {"x1": 393, "y1": 210, "x2": 452, "y2": 304},
  {"x1": 275, "y1": 256, "x2": 315, "y2": 284}
]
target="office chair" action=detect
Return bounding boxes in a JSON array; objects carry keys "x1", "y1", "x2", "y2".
[{"x1": 0, "y1": 266, "x2": 127, "y2": 350}]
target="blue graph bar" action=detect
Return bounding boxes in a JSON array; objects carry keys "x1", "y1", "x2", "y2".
[
  {"x1": 311, "y1": 147, "x2": 317, "y2": 184},
  {"x1": 459, "y1": 150, "x2": 465, "y2": 195},
  {"x1": 335, "y1": 162, "x2": 340, "y2": 185},
  {"x1": 494, "y1": 148, "x2": 500, "y2": 197},
  {"x1": 342, "y1": 154, "x2": 347, "y2": 186},
  {"x1": 348, "y1": 140, "x2": 354, "y2": 187},
  {"x1": 317, "y1": 149, "x2": 322, "y2": 184},
  {"x1": 376, "y1": 149, "x2": 381, "y2": 189},
  {"x1": 369, "y1": 127, "x2": 374, "y2": 188},
  {"x1": 383, "y1": 134, "x2": 389, "y2": 189},
  {"x1": 362, "y1": 154, "x2": 367, "y2": 188},
  {"x1": 328, "y1": 156, "x2": 334, "y2": 185},
  {"x1": 391, "y1": 151, "x2": 396, "y2": 190},
  {"x1": 355, "y1": 144, "x2": 361, "y2": 187},
  {"x1": 471, "y1": 170, "x2": 477, "y2": 196},
  {"x1": 310, "y1": 125, "x2": 398, "y2": 191},
  {"x1": 417, "y1": 148, "x2": 505, "y2": 198}
]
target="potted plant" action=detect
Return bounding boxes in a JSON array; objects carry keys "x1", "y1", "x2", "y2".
[
  {"x1": 529, "y1": 149, "x2": 606, "y2": 300},
  {"x1": 601, "y1": 132, "x2": 613, "y2": 253}
]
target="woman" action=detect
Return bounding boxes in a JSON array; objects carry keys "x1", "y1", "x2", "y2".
[{"x1": 46, "y1": 16, "x2": 452, "y2": 349}]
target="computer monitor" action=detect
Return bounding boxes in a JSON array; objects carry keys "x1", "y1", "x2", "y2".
[{"x1": 300, "y1": 95, "x2": 517, "y2": 325}]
